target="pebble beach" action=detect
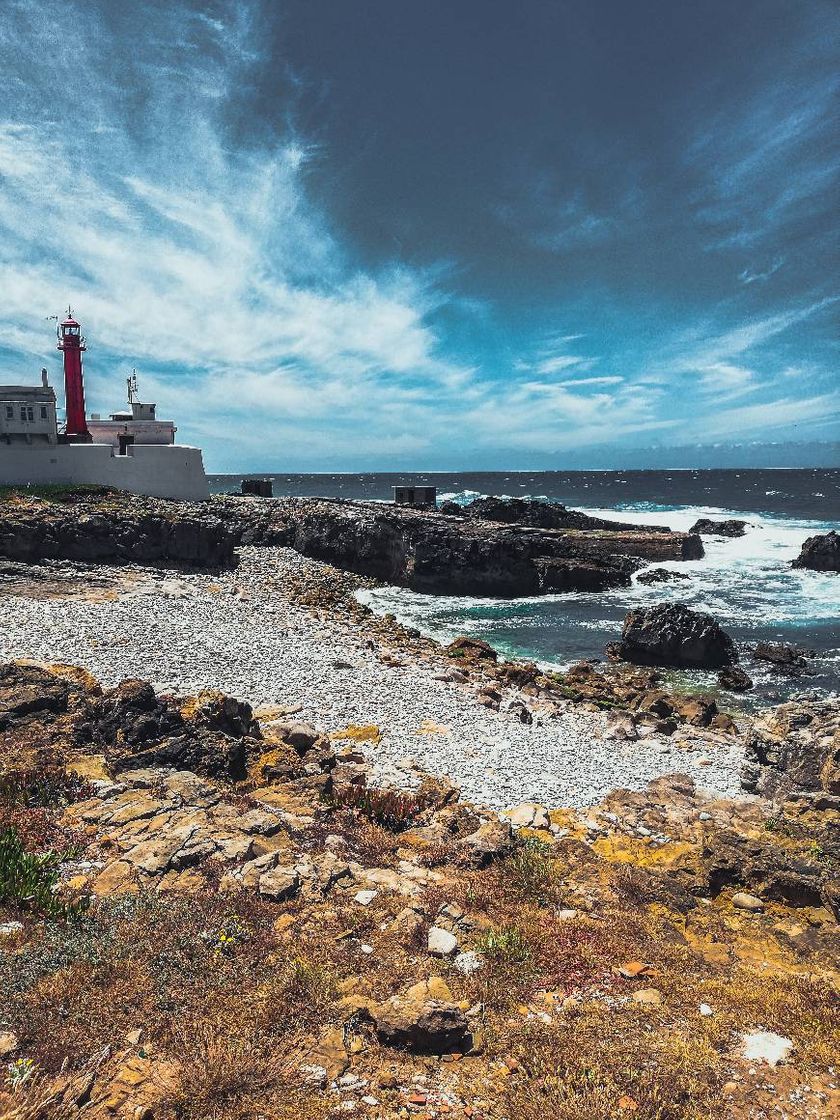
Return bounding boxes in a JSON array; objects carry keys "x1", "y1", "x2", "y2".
[{"x1": 0, "y1": 545, "x2": 746, "y2": 810}]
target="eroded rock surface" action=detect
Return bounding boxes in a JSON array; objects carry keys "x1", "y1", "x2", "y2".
[
  {"x1": 791, "y1": 530, "x2": 840, "y2": 572},
  {"x1": 611, "y1": 603, "x2": 738, "y2": 669}
]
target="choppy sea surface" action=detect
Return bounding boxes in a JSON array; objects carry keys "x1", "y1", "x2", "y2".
[{"x1": 209, "y1": 470, "x2": 840, "y2": 706}]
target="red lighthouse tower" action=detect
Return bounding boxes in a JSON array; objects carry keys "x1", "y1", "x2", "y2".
[{"x1": 56, "y1": 308, "x2": 91, "y2": 441}]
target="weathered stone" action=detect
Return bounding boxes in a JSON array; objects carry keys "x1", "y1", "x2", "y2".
[
  {"x1": 614, "y1": 603, "x2": 737, "y2": 669},
  {"x1": 460, "y1": 818, "x2": 514, "y2": 865},
  {"x1": 791, "y1": 530, "x2": 840, "y2": 572},
  {"x1": 742, "y1": 700, "x2": 840, "y2": 809},
  {"x1": 427, "y1": 926, "x2": 459, "y2": 956},
  {"x1": 0, "y1": 1031, "x2": 19, "y2": 1057},
  {"x1": 258, "y1": 865, "x2": 300, "y2": 901},
  {"x1": 731, "y1": 891, "x2": 764, "y2": 912},
  {"x1": 373, "y1": 978, "x2": 472, "y2": 1054},
  {"x1": 504, "y1": 802, "x2": 550, "y2": 829}
]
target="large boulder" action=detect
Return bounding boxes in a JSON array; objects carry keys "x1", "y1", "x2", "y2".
[
  {"x1": 791, "y1": 531, "x2": 840, "y2": 572},
  {"x1": 80, "y1": 680, "x2": 255, "y2": 781},
  {"x1": 373, "y1": 978, "x2": 472, "y2": 1053},
  {"x1": 636, "y1": 568, "x2": 691, "y2": 585},
  {"x1": 717, "y1": 665, "x2": 753, "y2": 692},
  {"x1": 0, "y1": 662, "x2": 78, "y2": 728},
  {"x1": 613, "y1": 603, "x2": 737, "y2": 669},
  {"x1": 742, "y1": 700, "x2": 840, "y2": 811},
  {"x1": 689, "y1": 518, "x2": 747, "y2": 537}
]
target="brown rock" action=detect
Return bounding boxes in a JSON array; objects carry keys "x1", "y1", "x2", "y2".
[
  {"x1": 257, "y1": 865, "x2": 300, "y2": 901},
  {"x1": 374, "y1": 977, "x2": 472, "y2": 1054}
]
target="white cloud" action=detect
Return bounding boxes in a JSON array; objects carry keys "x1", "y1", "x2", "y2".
[{"x1": 696, "y1": 363, "x2": 757, "y2": 399}]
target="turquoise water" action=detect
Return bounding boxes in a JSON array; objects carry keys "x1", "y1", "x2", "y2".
[
  {"x1": 209, "y1": 469, "x2": 839, "y2": 704},
  {"x1": 357, "y1": 494, "x2": 839, "y2": 706}
]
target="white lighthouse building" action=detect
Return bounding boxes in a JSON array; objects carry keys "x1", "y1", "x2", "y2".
[{"x1": 0, "y1": 314, "x2": 209, "y2": 501}]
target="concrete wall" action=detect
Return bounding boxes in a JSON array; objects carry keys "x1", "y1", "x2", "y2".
[
  {"x1": 88, "y1": 419, "x2": 176, "y2": 446},
  {"x1": 0, "y1": 443, "x2": 210, "y2": 501}
]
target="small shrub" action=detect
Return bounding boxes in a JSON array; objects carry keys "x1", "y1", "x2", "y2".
[
  {"x1": 475, "y1": 924, "x2": 532, "y2": 965},
  {"x1": 0, "y1": 766, "x2": 92, "y2": 811},
  {"x1": 0, "y1": 829, "x2": 67, "y2": 918},
  {"x1": 504, "y1": 838, "x2": 561, "y2": 904},
  {"x1": 327, "y1": 784, "x2": 428, "y2": 830},
  {"x1": 6, "y1": 1058, "x2": 39, "y2": 1091}
]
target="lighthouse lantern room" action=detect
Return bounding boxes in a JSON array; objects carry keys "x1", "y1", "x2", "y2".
[{"x1": 56, "y1": 308, "x2": 91, "y2": 441}]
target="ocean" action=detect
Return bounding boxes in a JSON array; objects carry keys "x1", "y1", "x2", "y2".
[{"x1": 209, "y1": 469, "x2": 840, "y2": 706}]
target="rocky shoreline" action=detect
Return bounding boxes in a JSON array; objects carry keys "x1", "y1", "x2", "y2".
[
  {"x1": 0, "y1": 487, "x2": 837, "y2": 1120},
  {"x1": 0, "y1": 658, "x2": 837, "y2": 1120},
  {"x1": 0, "y1": 546, "x2": 747, "y2": 810},
  {"x1": 0, "y1": 490, "x2": 703, "y2": 595}
]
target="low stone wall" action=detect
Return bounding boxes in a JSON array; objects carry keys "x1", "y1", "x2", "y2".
[{"x1": 0, "y1": 443, "x2": 209, "y2": 501}]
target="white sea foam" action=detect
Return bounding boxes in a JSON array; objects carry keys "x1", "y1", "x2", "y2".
[{"x1": 358, "y1": 499, "x2": 840, "y2": 696}]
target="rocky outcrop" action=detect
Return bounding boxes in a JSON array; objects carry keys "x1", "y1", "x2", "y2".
[
  {"x1": 636, "y1": 567, "x2": 691, "y2": 585},
  {"x1": 452, "y1": 495, "x2": 672, "y2": 533},
  {"x1": 0, "y1": 494, "x2": 236, "y2": 569},
  {"x1": 689, "y1": 518, "x2": 747, "y2": 537},
  {"x1": 76, "y1": 680, "x2": 260, "y2": 781},
  {"x1": 751, "y1": 642, "x2": 813, "y2": 674},
  {"x1": 717, "y1": 664, "x2": 754, "y2": 692},
  {"x1": 742, "y1": 700, "x2": 840, "y2": 811},
  {"x1": 561, "y1": 660, "x2": 734, "y2": 732},
  {"x1": 373, "y1": 978, "x2": 472, "y2": 1054},
  {"x1": 211, "y1": 496, "x2": 702, "y2": 597},
  {"x1": 792, "y1": 531, "x2": 840, "y2": 572},
  {"x1": 611, "y1": 603, "x2": 738, "y2": 669}
]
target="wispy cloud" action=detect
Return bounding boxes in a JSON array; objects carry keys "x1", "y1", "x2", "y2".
[
  {"x1": 0, "y1": 0, "x2": 836, "y2": 468},
  {"x1": 739, "y1": 257, "x2": 785, "y2": 285},
  {"x1": 687, "y1": 47, "x2": 839, "y2": 250}
]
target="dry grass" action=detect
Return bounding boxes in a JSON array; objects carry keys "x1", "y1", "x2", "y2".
[{"x1": 506, "y1": 1010, "x2": 721, "y2": 1120}]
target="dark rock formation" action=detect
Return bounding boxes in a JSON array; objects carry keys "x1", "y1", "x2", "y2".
[
  {"x1": 437, "y1": 500, "x2": 466, "y2": 517},
  {"x1": 0, "y1": 662, "x2": 78, "y2": 728},
  {"x1": 751, "y1": 642, "x2": 814, "y2": 674},
  {"x1": 742, "y1": 700, "x2": 840, "y2": 812},
  {"x1": 791, "y1": 530, "x2": 840, "y2": 572},
  {"x1": 612, "y1": 603, "x2": 738, "y2": 669},
  {"x1": 0, "y1": 495, "x2": 236, "y2": 569},
  {"x1": 636, "y1": 568, "x2": 691, "y2": 585},
  {"x1": 211, "y1": 496, "x2": 702, "y2": 597},
  {"x1": 456, "y1": 495, "x2": 671, "y2": 533},
  {"x1": 717, "y1": 665, "x2": 754, "y2": 692},
  {"x1": 78, "y1": 680, "x2": 258, "y2": 781},
  {"x1": 373, "y1": 979, "x2": 472, "y2": 1053},
  {"x1": 689, "y1": 518, "x2": 747, "y2": 537},
  {"x1": 702, "y1": 828, "x2": 828, "y2": 910}
]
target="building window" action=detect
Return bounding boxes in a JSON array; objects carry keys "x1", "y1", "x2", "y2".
[
  {"x1": 27, "y1": 407, "x2": 34, "y2": 422},
  {"x1": 20, "y1": 408, "x2": 26, "y2": 422},
  {"x1": 5, "y1": 406, "x2": 11, "y2": 419},
  {"x1": 40, "y1": 406, "x2": 47, "y2": 420}
]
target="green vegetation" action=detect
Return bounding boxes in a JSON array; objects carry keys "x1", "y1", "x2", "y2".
[
  {"x1": 0, "y1": 828, "x2": 72, "y2": 918},
  {"x1": 0, "y1": 483, "x2": 117, "y2": 503}
]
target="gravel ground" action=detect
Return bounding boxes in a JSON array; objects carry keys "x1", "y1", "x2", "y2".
[{"x1": 0, "y1": 546, "x2": 747, "y2": 810}]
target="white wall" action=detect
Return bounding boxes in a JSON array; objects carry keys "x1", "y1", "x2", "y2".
[
  {"x1": 0, "y1": 443, "x2": 210, "y2": 501},
  {"x1": 88, "y1": 419, "x2": 176, "y2": 446}
]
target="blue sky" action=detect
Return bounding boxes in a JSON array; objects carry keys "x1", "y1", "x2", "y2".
[{"x1": 0, "y1": 0, "x2": 837, "y2": 471}]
